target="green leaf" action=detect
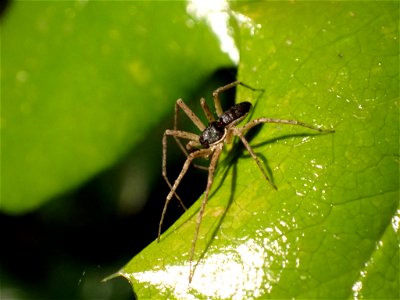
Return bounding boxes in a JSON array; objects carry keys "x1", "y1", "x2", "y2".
[
  {"x1": 1, "y1": 1, "x2": 231, "y2": 213},
  {"x1": 119, "y1": 2, "x2": 399, "y2": 299}
]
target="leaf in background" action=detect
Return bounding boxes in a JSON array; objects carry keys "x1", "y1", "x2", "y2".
[
  {"x1": 1, "y1": 1, "x2": 232, "y2": 213},
  {"x1": 119, "y1": 2, "x2": 399, "y2": 299}
]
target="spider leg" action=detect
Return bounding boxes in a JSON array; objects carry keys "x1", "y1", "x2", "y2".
[
  {"x1": 171, "y1": 98, "x2": 208, "y2": 165},
  {"x1": 159, "y1": 147, "x2": 212, "y2": 242},
  {"x1": 189, "y1": 144, "x2": 224, "y2": 282},
  {"x1": 175, "y1": 99, "x2": 205, "y2": 131},
  {"x1": 235, "y1": 117, "x2": 334, "y2": 189},
  {"x1": 186, "y1": 140, "x2": 202, "y2": 151},
  {"x1": 212, "y1": 80, "x2": 264, "y2": 117},
  {"x1": 200, "y1": 97, "x2": 215, "y2": 122},
  {"x1": 237, "y1": 134, "x2": 277, "y2": 190},
  {"x1": 174, "y1": 97, "x2": 215, "y2": 171},
  {"x1": 184, "y1": 140, "x2": 210, "y2": 171},
  {"x1": 163, "y1": 130, "x2": 201, "y2": 211},
  {"x1": 240, "y1": 117, "x2": 335, "y2": 133}
]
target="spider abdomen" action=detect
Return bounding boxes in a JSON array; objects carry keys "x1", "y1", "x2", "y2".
[{"x1": 218, "y1": 101, "x2": 252, "y2": 126}]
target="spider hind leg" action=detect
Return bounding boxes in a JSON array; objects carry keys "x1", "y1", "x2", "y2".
[{"x1": 237, "y1": 134, "x2": 278, "y2": 190}]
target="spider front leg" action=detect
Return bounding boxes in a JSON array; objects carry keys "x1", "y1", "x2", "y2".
[
  {"x1": 189, "y1": 144, "x2": 224, "y2": 282},
  {"x1": 240, "y1": 117, "x2": 335, "y2": 134},
  {"x1": 172, "y1": 99, "x2": 206, "y2": 158},
  {"x1": 159, "y1": 130, "x2": 212, "y2": 242},
  {"x1": 162, "y1": 129, "x2": 200, "y2": 212}
]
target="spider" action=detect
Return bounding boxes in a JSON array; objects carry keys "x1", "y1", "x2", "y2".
[{"x1": 158, "y1": 80, "x2": 334, "y2": 281}]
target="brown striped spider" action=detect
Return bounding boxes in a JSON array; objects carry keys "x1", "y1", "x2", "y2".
[{"x1": 158, "y1": 81, "x2": 334, "y2": 282}]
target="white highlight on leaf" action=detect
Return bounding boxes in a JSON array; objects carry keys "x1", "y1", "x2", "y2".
[
  {"x1": 186, "y1": 0, "x2": 239, "y2": 64},
  {"x1": 232, "y1": 11, "x2": 262, "y2": 37},
  {"x1": 392, "y1": 209, "x2": 400, "y2": 232},
  {"x1": 352, "y1": 280, "x2": 363, "y2": 299},
  {"x1": 128, "y1": 235, "x2": 288, "y2": 299}
]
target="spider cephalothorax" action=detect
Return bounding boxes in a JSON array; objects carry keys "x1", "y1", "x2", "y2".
[{"x1": 158, "y1": 81, "x2": 334, "y2": 282}]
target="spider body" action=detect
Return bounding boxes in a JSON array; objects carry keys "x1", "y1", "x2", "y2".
[
  {"x1": 218, "y1": 101, "x2": 252, "y2": 126},
  {"x1": 199, "y1": 101, "x2": 252, "y2": 147},
  {"x1": 159, "y1": 81, "x2": 334, "y2": 282}
]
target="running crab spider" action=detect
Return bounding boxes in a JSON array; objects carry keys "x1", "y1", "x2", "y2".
[{"x1": 158, "y1": 80, "x2": 334, "y2": 281}]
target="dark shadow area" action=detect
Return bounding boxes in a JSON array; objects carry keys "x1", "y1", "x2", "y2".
[
  {"x1": 142, "y1": 67, "x2": 240, "y2": 242},
  {"x1": 0, "y1": 0, "x2": 10, "y2": 19}
]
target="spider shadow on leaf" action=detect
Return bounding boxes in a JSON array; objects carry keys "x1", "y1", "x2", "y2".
[
  {"x1": 210, "y1": 124, "x2": 323, "y2": 198},
  {"x1": 191, "y1": 124, "x2": 327, "y2": 276},
  {"x1": 157, "y1": 126, "x2": 329, "y2": 270}
]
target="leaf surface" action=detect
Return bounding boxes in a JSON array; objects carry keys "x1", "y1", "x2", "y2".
[{"x1": 120, "y1": 2, "x2": 399, "y2": 299}]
